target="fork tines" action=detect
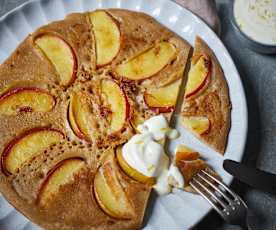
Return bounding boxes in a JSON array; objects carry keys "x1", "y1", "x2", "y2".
[{"x1": 189, "y1": 169, "x2": 239, "y2": 216}]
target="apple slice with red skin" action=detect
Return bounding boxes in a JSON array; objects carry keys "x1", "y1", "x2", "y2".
[
  {"x1": 115, "y1": 41, "x2": 176, "y2": 80},
  {"x1": 184, "y1": 54, "x2": 211, "y2": 99},
  {"x1": 182, "y1": 116, "x2": 211, "y2": 135},
  {"x1": 37, "y1": 158, "x2": 85, "y2": 207},
  {"x1": 0, "y1": 87, "x2": 55, "y2": 116},
  {"x1": 34, "y1": 34, "x2": 77, "y2": 86},
  {"x1": 144, "y1": 79, "x2": 181, "y2": 113},
  {"x1": 68, "y1": 92, "x2": 96, "y2": 142},
  {"x1": 94, "y1": 152, "x2": 135, "y2": 219},
  {"x1": 1, "y1": 127, "x2": 64, "y2": 175},
  {"x1": 101, "y1": 79, "x2": 130, "y2": 134},
  {"x1": 89, "y1": 11, "x2": 121, "y2": 67}
]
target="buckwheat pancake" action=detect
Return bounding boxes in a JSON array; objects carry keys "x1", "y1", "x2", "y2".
[{"x1": 0, "y1": 9, "x2": 191, "y2": 230}]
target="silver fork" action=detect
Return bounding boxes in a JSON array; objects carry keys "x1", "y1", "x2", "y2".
[{"x1": 190, "y1": 170, "x2": 254, "y2": 230}]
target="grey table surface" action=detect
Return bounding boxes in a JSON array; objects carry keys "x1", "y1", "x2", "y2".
[{"x1": 0, "y1": 0, "x2": 276, "y2": 230}]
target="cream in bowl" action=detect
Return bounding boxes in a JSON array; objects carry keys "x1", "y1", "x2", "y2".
[{"x1": 232, "y1": 0, "x2": 276, "y2": 53}]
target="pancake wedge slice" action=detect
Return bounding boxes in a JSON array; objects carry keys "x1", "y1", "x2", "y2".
[
  {"x1": 181, "y1": 37, "x2": 231, "y2": 154},
  {"x1": 175, "y1": 144, "x2": 219, "y2": 193}
]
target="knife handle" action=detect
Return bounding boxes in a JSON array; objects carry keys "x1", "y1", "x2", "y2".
[{"x1": 223, "y1": 160, "x2": 276, "y2": 195}]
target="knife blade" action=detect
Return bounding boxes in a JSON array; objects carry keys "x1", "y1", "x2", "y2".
[{"x1": 223, "y1": 159, "x2": 276, "y2": 195}]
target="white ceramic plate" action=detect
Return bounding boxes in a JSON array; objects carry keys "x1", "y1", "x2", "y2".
[{"x1": 0, "y1": 0, "x2": 248, "y2": 229}]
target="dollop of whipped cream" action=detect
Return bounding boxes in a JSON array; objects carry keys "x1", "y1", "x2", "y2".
[{"x1": 122, "y1": 115, "x2": 184, "y2": 195}]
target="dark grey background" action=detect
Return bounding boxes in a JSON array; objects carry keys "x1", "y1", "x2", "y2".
[{"x1": 1, "y1": 0, "x2": 276, "y2": 230}]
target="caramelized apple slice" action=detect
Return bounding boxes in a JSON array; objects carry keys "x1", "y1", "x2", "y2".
[
  {"x1": 175, "y1": 145, "x2": 220, "y2": 192},
  {"x1": 94, "y1": 153, "x2": 135, "y2": 219},
  {"x1": 175, "y1": 145, "x2": 199, "y2": 162},
  {"x1": 68, "y1": 92, "x2": 96, "y2": 142},
  {"x1": 1, "y1": 128, "x2": 64, "y2": 175},
  {"x1": 101, "y1": 79, "x2": 129, "y2": 134},
  {"x1": 184, "y1": 55, "x2": 211, "y2": 99},
  {"x1": 0, "y1": 88, "x2": 55, "y2": 115},
  {"x1": 175, "y1": 145, "x2": 207, "y2": 184},
  {"x1": 116, "y1": 146, "x2": 155, "y2": 185},
  {"x1": 182, "y1": 116, "x2": 210, "y2": 135},
  {"x1": 144, "y1": 79, "x2": 181, "y2": 112},
  {"x1": 176, "y1": 158, "x2": 207, "y2": 184},
  {"x1": 35, "y1": 34, "x2": 77, "y2": 86},
  {"x1": 89, "y1": 11, "x2": 121, "y2": 66},
  {"x1": 37, "y1": 158, "x2": 85, "y2": 207},
  {"x1": 115, "y1": 41, "x2": 176, "y2": 80}
]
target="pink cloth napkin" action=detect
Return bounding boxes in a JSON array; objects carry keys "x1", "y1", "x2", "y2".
[{"x1": 174, "y1": 0, "x2": 221, "y2": 35}]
